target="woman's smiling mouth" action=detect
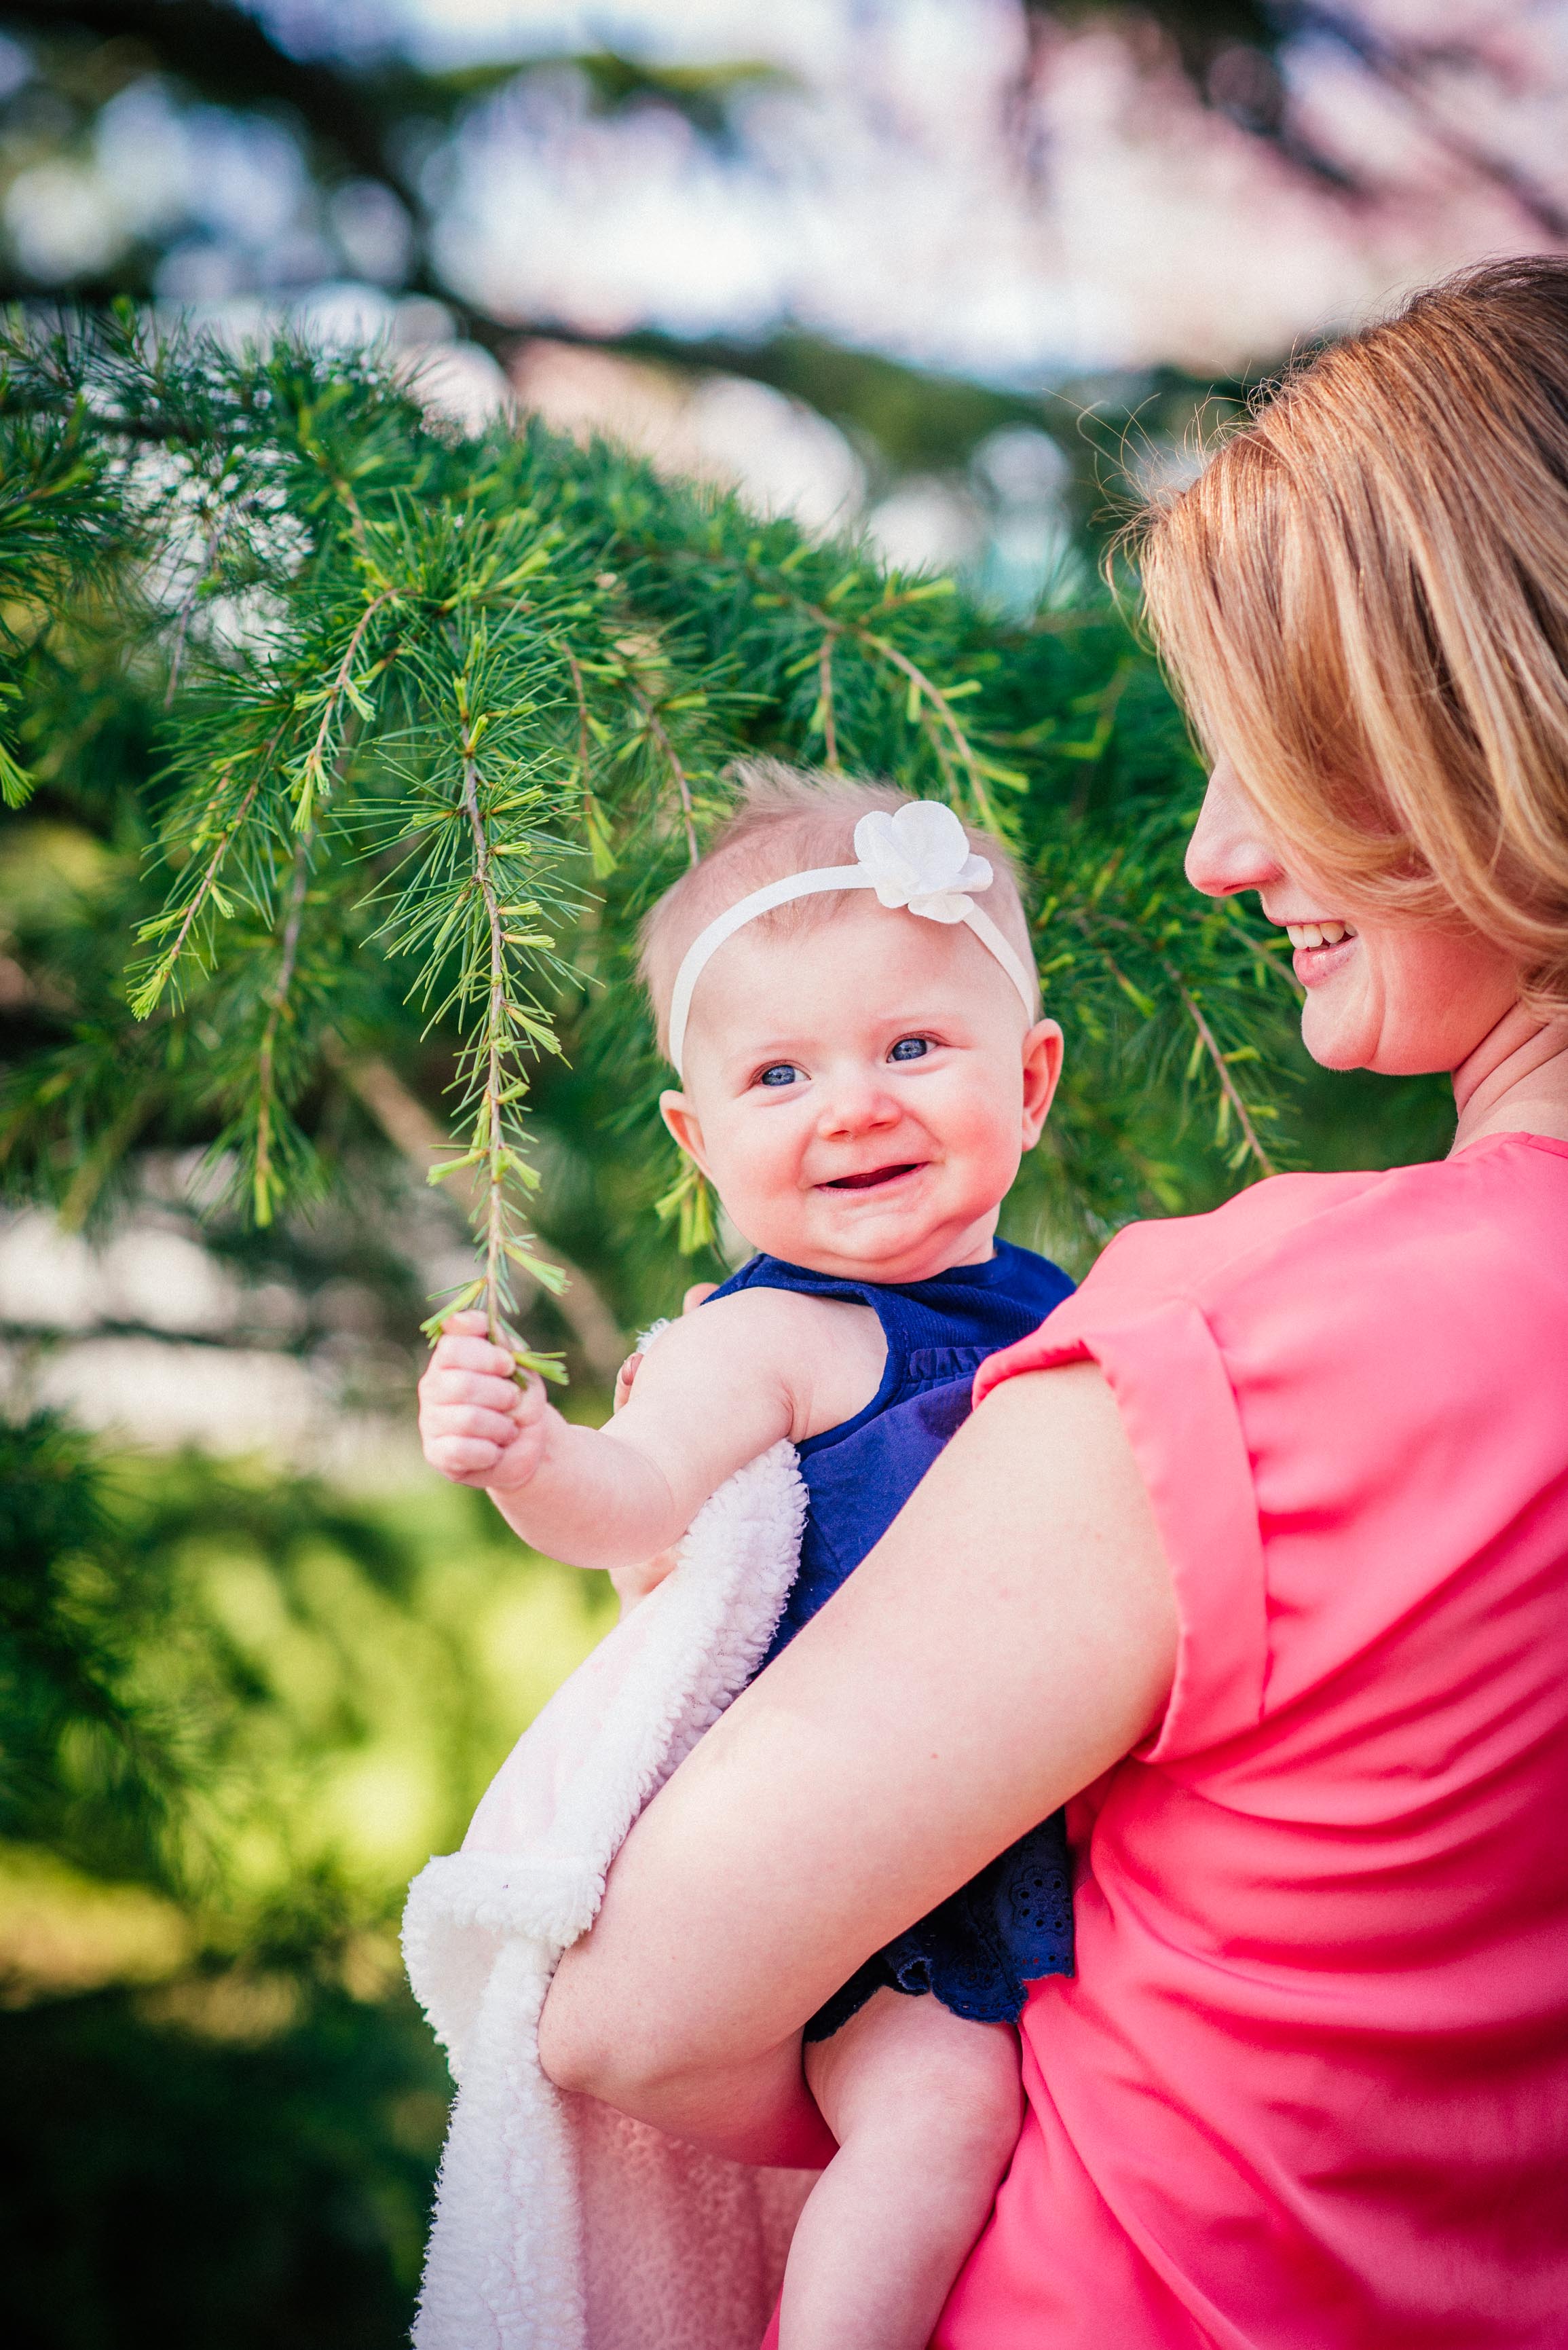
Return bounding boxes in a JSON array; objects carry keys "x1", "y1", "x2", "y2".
[
  {"x1": 1284, "y1": 919, "x2": 1358, "y2": 986},
  {"x1": 823, "y1": 1162, "x2": 925, "y2": 1191}
]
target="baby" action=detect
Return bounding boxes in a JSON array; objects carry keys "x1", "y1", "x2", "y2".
[{"x1": 419, "y1": 764, "x2": 1076, "y2": 2350}]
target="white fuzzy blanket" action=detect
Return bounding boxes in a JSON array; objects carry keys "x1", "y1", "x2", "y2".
[{"x1": 402, "y1": 1439, "x2": 818, "y2": 2350}]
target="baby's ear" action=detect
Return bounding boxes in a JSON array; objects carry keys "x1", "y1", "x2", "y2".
[
  {"x1": 658, "y1": 1089, "x2": 711, "y2": 1175},
  {"x1": 1020, "y1": 1018, "x2": 1064, "y2": 1145}
]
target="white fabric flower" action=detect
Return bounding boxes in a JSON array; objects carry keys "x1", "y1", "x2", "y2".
[{"x1": 852, "y1": 801, "x2": 994, "y2": 925}]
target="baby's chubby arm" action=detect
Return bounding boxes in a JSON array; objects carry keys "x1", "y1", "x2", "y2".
[{"x1": 419, "y1": 1291, "x2": 854, "y2": 1573}]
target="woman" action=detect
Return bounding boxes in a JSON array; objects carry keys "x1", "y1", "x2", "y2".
[{"x1": 539, "y1": 258, "x2": 1568, "y2": 2345}]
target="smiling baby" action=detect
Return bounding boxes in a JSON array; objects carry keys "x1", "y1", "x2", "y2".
[{"x1": 419, "y1": 763, "x2": 1078, "y2": 2350}]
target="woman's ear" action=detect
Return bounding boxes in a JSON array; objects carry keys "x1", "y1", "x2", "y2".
[
  {"x1": 658, "y1": 1090, "x2": 714, "y2": 1178},
  {"x1": 1020, "y1": 1018, "x2": 1064, "y2": 1147}
]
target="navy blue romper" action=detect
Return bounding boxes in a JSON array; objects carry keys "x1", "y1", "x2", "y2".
[{"x1": 707, "y1": 1238, "x2": 1078, "y2": 2041}]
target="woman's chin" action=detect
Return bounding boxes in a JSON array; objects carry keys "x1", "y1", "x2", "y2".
[{"x1": 1299, "y1": 992, "x2": 1373, "y2": 1072}]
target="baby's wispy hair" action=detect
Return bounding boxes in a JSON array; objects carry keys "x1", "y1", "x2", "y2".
[{"x1": 639, "y1": 760, "x2": 1039, "y2": 1058}]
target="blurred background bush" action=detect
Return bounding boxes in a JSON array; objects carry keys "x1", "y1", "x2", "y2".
[{"x1": 0, "y1": 2, "x2": 1556, "y2": 2340}]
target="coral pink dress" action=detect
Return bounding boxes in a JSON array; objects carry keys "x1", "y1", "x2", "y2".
[{"x1": 931, "y1": 1133, "x2": 1568, "y2": 2348}]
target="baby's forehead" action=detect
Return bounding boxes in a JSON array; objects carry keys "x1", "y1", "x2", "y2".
[
  {"x1": 694, "y1": 898, "x2": 1018, "y2": 1029},
  {"x1": 726, "y1": 889, "x2": 964, "y2": 968}
]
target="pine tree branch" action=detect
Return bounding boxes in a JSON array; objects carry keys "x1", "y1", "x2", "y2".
[
  {"x1": 329, "y1": 1052, "x2": 626, "y2": 1378},
  {"x1": 559, "y1": 642, "x2": 607, "y2": 870},
  {"x1": 1163, "y1": 960, "x2": 1279, "y2": 1177},
  {"x1": 292, "y1": 593, "x2": 394, "y2": 830},
  {"x1": 253, "y1": 831, "x2": 312, "y2": 1227},
  {"x1": 563, "y1": 646, "x2": 592, "y2": 785},
  {"x1": 458, "y1": 746, "x2": 511, "y2": 1350},
  {"x1": 815, "y1": 631, "x2": 840, "y2": 771},
  {"x1": 1069, "y1": 907, "x2": 1280, "y2": 1179},
  {"x1": 631, "y1": 684, "x2": 699, "y2": 864},
  {"x1": 0, "y1": 318, "x2": 1309, "y2": 1371},
  {"x1": 129, "y1": 771, "x2": 261, "y2": 1016},
  {"x1": 787, "y1": 590, "x2": 1003, "y2": 830}
]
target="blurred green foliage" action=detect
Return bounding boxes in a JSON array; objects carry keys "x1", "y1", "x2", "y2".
[
  {"x1": 0, "y1": 1408, "x2": 616, "y2": 2345},
  {"x1": 0, "y1": 1981, "x2": 447, "y2": 2349}
]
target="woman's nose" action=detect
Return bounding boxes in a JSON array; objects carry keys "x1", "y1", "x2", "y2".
[{"x1": 1184, "y1": 756, "x2": 1286, "y2": 899}]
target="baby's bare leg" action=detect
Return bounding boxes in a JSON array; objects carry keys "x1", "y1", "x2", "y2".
[{"x1": 780, "y1": 1986, "x2": 1022, "y2": 2350}]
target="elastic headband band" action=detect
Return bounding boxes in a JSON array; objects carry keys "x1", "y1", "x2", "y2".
[{"x1": 666, "y1": 801, "x2": 1037, "y2": 1078}]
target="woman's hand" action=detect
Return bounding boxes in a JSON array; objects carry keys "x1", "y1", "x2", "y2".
[
  {"x1": 418, "y1": 1310, "x2": 553, "y2": 1492},
  {"x1": 537, "y1": 1361, "x2": 1177, "y2": 2161}
]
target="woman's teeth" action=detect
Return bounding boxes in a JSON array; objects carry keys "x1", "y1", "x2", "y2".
[{"x1": 1286, "y1": 921, "x2": 1354, "y2": 949}]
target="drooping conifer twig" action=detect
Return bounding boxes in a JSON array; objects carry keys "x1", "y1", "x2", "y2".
[
  {"x1": 815, "y1": 631, "x2": 840, "y2": 770},
  {"x1": 415, "y1": 658, "x2": 570, "y2": 1382},
  {"x1": 460, "y1": 740, "x2": 511, "y2": 1351},
  {"x1": 128, "y1": 771, "x2": 261, "y2": 1018},
  {"x1": 253, "y1": 830, "x2": 312, "y2": 1226},
  {"x1": 842, "y1": 619, "x2": 1003, "y2": 832},
  {"x1": 1164, "y1": 961, "x2": 1279, "y2": 1177},
  {"x1": 772, "y1": 576, "x2": 1013, "y2": 832},
  {"x1": 631, "y1": 682, "x2": 699, "y2": 865},
  {"x1": 561, "y1": 642, "x2": 615, "y2": 877},
  {"x1": 329, "y1": 1047, "x2": 625, "y2": 1377},
  {"x1": 654, "y1": 1154, "x2": 718, "y2": 1255},
  {"x1": 1068, "y1": 906, "x2": 1280, "y2": 1181},
  {"x1": 291, "y1": 592, "x2": 394, "y2": 830}
]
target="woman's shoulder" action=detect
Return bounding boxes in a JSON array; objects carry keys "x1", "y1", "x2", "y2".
[
  {"x1": 1083, "y1": 1133, "x2": 1568, "y2": 1319},
  {"x1": 979, "y1": 1131, "x2": 1568, "y2": 1424}
]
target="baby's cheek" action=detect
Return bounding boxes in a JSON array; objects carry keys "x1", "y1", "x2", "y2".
[
  {"x1": 717, "y1": 1123, "x2": 794, "y2": 1208},
  {"x1": 936, "y1": 1073, "x2": 998, "y2": 1144},
  {"x1": 946, "y1": 1094, "x2": 1023, "y2": 1193},
  {"x1": 717, "y1": 1143, "x2": 812, "y2": 1256}
]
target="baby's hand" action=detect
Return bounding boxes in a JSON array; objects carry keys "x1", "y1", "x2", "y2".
[{"x1": 419, "y1": 1309, "x2": 552, "y2": 1492}]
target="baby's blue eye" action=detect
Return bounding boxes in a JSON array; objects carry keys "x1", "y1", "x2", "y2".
[
  {"x1": 758, "y1": 1063, "x2": 800, "y2": 1088},
  {"x1": 889, "y1": 1036, "x2": 931, "y2": 1063}
]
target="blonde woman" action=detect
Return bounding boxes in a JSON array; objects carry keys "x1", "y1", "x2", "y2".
[{"x1": 540, "y1": 259, "x2": 1568, "y2": 2347}]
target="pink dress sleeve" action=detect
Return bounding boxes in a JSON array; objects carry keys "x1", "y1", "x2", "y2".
[{"x1": 975, "y1": 1274, "x2": 1267, "y2": 1763}]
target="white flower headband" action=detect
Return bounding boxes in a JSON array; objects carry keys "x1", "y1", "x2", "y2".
[{"x1": 665, "y1": 800, "x2": 1037, "y2": 1078}]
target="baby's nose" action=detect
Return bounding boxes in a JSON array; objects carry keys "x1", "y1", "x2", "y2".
[{"x1": 816, "y1": 1070, "x2": 901, "y2": 1134}]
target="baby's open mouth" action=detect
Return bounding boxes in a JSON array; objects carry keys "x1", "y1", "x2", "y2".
[{"x1": 824, "y1": 1162, "x2": 923, "y2": 1191}]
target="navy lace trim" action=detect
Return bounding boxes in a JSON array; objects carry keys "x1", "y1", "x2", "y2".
[{"x1": 802, "y1": 1812, "x2": 1075, "y2": 2042}]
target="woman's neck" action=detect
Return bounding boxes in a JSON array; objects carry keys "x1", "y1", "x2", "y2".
[{"x1": 1451, "y1": 1003, "x2": 1568, "y2": 1153}]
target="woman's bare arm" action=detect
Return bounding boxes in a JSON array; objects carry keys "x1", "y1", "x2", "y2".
[{"x1": 537, "y1": 1362, "x2": 1177, "y2": 2159}]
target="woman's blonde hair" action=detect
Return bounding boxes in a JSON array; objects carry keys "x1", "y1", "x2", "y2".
[
  {"x1": 1138, "y1": 255, "x2": 1568, "y2": 1012},
  {"x1": 639, "y1": 760, "x2": 1038, "y2": 1056}
]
